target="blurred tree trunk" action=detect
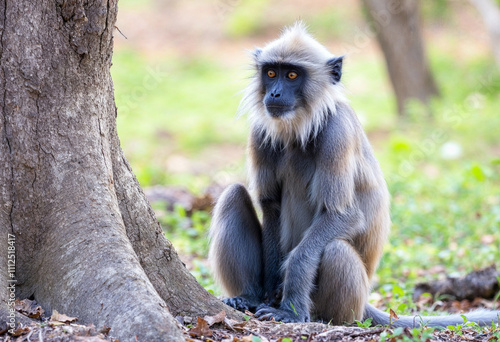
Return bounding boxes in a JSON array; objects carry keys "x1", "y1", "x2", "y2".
[
  {"x1": 469, "y1": 0, "x2": 500, "y2": 69},
  {"x1": 0, "y1": 1, "x2": 237, "y2": 340},
  {"x1": 361, "y1": 0, "x2": 439, "y2": 116}
]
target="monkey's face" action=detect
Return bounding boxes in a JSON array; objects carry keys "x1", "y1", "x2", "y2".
[{"x1": 261, "y1": 63, "x2": 306, "y2": 118}]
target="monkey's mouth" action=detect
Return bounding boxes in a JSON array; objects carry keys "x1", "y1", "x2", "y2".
[{"x1": 266, "y1": 105, "x2": 294, "y2": 118}]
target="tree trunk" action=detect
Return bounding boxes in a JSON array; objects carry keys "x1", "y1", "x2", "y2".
[
  {"x1": 469, "y1": 0, "x2": 500, "y2": 69},
  {"x1": 361, "y1": 0, "x2": 439, "y2": 116},
  {"x1": 0, "y1": 1, "x2": 237, "y2": 340}
]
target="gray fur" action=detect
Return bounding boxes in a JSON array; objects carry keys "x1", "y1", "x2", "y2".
[{"x1": 209, "y1": 22, "x2": 499, "y2": 327}]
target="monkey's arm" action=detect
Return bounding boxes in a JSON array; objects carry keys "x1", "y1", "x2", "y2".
[{"x1": 260, "y1": 198, "x2": 283, "y2": 304}]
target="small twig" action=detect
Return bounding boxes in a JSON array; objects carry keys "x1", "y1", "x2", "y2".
[
  {"x1": 349, "y1": 327, "x2": 386, "y2": 337},
  {"x1": 25, "y1": 328, "x2": 34, "y2": 342},
  {"x1": 114, "y1": 25, "x2": 128, "y2": 39}
]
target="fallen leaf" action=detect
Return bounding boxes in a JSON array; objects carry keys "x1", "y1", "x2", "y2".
[
  {"x1": 50, "y1": 309, "x2": 78, "y2": 323},
  {"x1": 204, "y1": 310, "x2": 226, "y2": 326},
  {"x1": 389, "y1": 308, "x2": 399, "y2": 321},
  {"x1": 14, "y1": 298, "x2": 45, "y2": 319},
  {"x1": 241, "y1": 335, "x2": 255, "y2": 342},
  {"x1": 49, "y1": 321, "x2": 66, "y2": 327},
  {"x1": 8, "y1": 326, "x2": 31, "y2": 337},
  {"x1": 99, "y1": 325, "x2": 111, "y2": 335},
  {"x1": 223, "y1": 317, "x2": 248, "y2": 331},
  {"x1": 189, "y1": 317, "x2": 213, "y2": 338}
]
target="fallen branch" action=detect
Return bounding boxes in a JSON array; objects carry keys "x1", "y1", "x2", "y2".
[{"x1": 413, "y1": 265, "x2": 500, "y2": 302}]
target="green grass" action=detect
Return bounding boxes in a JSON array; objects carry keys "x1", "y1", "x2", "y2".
[
  {"x1": 112, "y1": 50, "x2": 249, "y2": 188},
  {"x1": 112, "y1": 32, "x2": 500, "y2": 322}
]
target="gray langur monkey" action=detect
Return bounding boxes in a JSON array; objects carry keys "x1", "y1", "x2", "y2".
[{"x1": 208, "y1": 22, "x2": 500, "y2": 327}]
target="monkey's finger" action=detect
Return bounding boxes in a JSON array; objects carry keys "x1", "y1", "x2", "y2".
[
  {"x1": 255, "y1": 303, "x2": 272, "y2": 311},
  {"x1": 256, "y1": 313, "x2": 276, "y2": 321},
  {"x1": 254, "y1": 308, "x2": 274, "y2": 317}
]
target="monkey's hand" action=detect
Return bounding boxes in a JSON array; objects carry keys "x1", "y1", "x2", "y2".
[
  {"x1": 222, "y1": 296, "x2": 260, "y2": 312},
  {"x1": 254, "y1": 303, "x2": 310, "y2": 323}
]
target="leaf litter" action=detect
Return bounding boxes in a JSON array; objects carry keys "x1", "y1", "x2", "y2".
[
  {"x1": 180, "y1": 310, "x2": 500, "y2": 342},
  {"x1": 1, "y1": 298, "x2": 116, "y2": 341}
]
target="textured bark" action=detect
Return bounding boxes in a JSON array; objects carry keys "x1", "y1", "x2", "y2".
[
  {"x1": 362, "y1": 0, "x2": 439, "y2": 116},
  {"x1": 469, "y1": 0, "x2": 500, "y2": 69},
  {"x1": 0, "y1": 1, "x2": 236, "y2": 340}
]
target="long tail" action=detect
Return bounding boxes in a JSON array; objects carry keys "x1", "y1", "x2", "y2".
[{"x1": 364, "y1": 303, "x2": 500, "y2": 328}]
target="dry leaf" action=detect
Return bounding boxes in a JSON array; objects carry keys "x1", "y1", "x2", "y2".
[
  {"x1": 14, "y1": 298, "x2": 45, "y2": 319},
  {"x1": 50, "y1": 309, "x2": 78, "y2": 323},
  {"x1": 223, "y1": 317, "x2": 248, "y2": 331},
  {"x1": 204, "y1": 310, "x2": 226, "y2": 326},
  {"x1": 52, "y1": 321, "x2": 69, "y2": 327},
  {"x1": 389, "y1": 308, "x2": 399, "y2": 321},
  {"x1": 8, "y1": 326, "x2": 31, "y2": 337},
  {"x1": 241, "y1": 335, "x2": 255, "y2": 342},
  {"x1": 99, "y1": 325, "x2": 111, "y2": 335},
  {"x1": 189, "y1": 317, "x2": 213, "y2": 338}
]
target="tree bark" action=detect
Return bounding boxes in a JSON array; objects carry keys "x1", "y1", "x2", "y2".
[
  {"x1": 361, "y1": 0, "x2": 439, "y2": 116},
  {"x1": 469, "y1": 0, "x2": 500, "y2": 69},
  {"x1": 0, "y1": 1, "x2": 236, "y2": 340}
]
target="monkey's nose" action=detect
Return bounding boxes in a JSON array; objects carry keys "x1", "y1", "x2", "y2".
[{"x1": 271, "y1": 92, "x2": 281, "y2": 98}]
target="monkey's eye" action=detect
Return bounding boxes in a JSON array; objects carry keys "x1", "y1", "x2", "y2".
[
  {"x1": 287, "y1": 71, "x2": 298, "y2": 79},
  {"x1": 267, "y1": 69, "x2": 276, "y2": 78}
]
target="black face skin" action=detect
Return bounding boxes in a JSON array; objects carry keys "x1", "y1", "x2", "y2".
[{"x1": 261, "y1": 64, "x2": 307, "y2": 118}]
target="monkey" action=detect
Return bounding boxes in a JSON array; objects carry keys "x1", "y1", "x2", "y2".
[{"x1": 208, "y1": 22, "x2": 500, "y2": 327}]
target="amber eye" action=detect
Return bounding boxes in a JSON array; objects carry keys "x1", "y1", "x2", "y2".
[
  {"x1": 287, "y1": 71, "x2": 298, "y2": 79},
  {"x1": 267, "y1": 69, "x2": 276, "y2": 78}
]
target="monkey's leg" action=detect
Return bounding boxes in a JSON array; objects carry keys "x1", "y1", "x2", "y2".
[
  {"x1": 208, "y1": 183, "x2": 264, "y2": 312},
  {"x1": 312, "y1": 239, "x2": 370, "y2": 324}
]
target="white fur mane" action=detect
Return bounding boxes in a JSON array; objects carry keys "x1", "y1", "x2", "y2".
[{"x1": 238, "y1": 22, "x2": 348, "y2": 148}]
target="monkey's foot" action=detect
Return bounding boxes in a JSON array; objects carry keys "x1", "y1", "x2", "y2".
[
  {"x1": 255, "y1": 304, "x2": 310, "y2": 323},
  {"x1": 222, "y1": 296, "x2": 260, "y2": 312}
]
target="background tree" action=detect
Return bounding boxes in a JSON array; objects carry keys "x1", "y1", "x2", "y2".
[
  {"x1": 469, "y1": 0, "x2": 500, "y2": 69},
  {"x1": 361, "y1": 0, "x2": 440, "y2": 116},
  {"x1": 0, "y1": 1, "x2": 238, "y2": 340}
]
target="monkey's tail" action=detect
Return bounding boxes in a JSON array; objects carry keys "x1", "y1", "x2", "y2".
[{"x1": 364, "y1": 303, "x2": 500, "y2": 328}]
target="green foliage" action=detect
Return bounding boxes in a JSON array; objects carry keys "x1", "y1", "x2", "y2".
[
  {"x1": 494, "y1": 278, "x2": 500, "y2": 310},
  {"x1": 355, "y1": 317, "x2": 373, "y2": 328},
  {"x1": 445, "y1": 317, "x2": 483, "y2": 335},
  {"x1": 422, "y1": 1, "x2": 451, "y2": 21},
  {"x1": 306, "y1": 7, "x2": 355, "y2": 40},
  {"x1": 112, "y1": 51, "x2": 248, "y2": 187},
  {"x1": 379, "y1": 326, "x2": 436, "y2": 342},
  {"x1": 224, "y1": 0, "x2": 269, "y2": 37}
]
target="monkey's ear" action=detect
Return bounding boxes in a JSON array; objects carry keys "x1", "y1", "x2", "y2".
[
  {"x1": 327, "y1": 56, "x2": 343, "y2": 84},
  {"x1": 253, "y1": 48, "x2": 262, "y2": 61}
]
